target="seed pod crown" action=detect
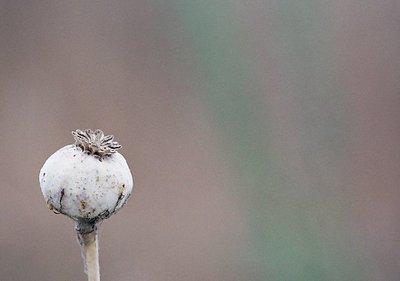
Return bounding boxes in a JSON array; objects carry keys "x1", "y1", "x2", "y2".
[{"x1": 72, "y1": 129, "x2": 122, "y2": 158}]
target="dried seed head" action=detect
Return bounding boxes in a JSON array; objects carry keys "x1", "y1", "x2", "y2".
[{"x1": 39, "y1": 129, "x2": 133, "y2": 224}]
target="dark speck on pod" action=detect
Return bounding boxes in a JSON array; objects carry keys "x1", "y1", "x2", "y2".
[{"x1": 80, "y1": 200, "x2": 87, "y2": 209}]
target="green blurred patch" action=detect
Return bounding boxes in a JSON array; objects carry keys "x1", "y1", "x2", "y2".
[{"x1": 172, "y1": 1, "x2": 369, "y2": 280}]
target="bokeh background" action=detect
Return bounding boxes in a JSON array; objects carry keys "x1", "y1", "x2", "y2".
[{"x1": 0, "y1": 1, "x2": 399, "y2": 281}]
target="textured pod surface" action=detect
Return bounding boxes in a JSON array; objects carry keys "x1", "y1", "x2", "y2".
[{"x1": 39, "y1": 144, "x2": 133, "y2": 220}]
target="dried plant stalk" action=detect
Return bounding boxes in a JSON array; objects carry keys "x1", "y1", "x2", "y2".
[{"x1": 76, "y1": 221, "x2": 100, "y2": 281}]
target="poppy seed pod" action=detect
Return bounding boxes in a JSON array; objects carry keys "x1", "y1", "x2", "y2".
[
  {"x1": 39, "y1": 129, "x2": 133, "y2": 224},
  {"x1": 39, "y1": 129, "x2": 133, "y2": 281}
]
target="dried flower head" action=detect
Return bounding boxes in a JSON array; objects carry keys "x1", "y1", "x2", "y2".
[
  {"x1": 40, "y1": 129, "x2": 133, "y2": 222},
  {"x1": 39, "y1": 129, "x2": 134, "y2": 280}
]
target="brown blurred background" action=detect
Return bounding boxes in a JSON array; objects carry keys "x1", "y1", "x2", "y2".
[{"x1": 0, "y1": 1, "x2": 399, "y2": 281}]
